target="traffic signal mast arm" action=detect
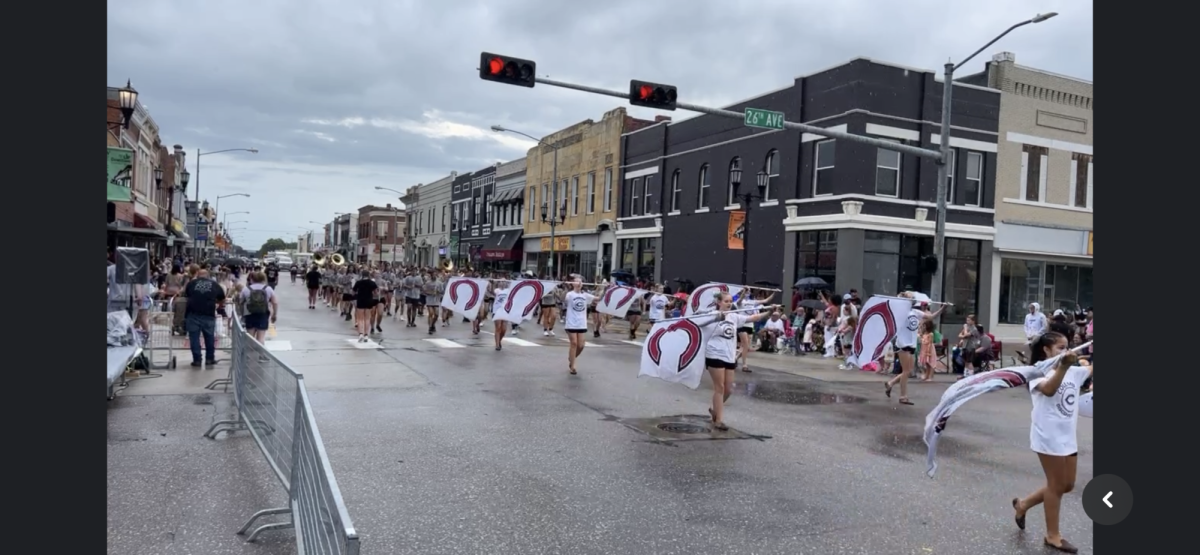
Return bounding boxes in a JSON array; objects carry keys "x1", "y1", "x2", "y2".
[{"x1": 533, "y1": 75, "x2": 940, "y2": 161}]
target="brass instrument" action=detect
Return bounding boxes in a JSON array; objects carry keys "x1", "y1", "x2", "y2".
[
  {"x1": 312, "y1": 252, "x2": 327, "y2": 267},
  {"x1": 439, "y1": 259, "x2": 454, "y2": 272},
  {"x1": 329, "y1": 253, "x2": 347, "y2": 266}
]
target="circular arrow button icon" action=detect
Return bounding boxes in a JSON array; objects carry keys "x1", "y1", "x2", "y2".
[{"x1": 1082, "y1": 474, "x2": 1133, "y2": 525}]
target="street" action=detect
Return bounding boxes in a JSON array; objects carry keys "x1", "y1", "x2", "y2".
[{"x1": 108, "y1": 282, "x2": 1094, "y2": 554}]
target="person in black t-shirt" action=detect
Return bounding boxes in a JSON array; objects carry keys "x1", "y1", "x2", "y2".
[
  {"x1": 351, "y1": 271, "x2": 378, "y2": 342},
  {"x1": 265, "y1": 263, "x2": 280, "y2": 289},
  {"x1": 183, "y1": 269, "x2": 227, "y2": 367},
  {"x1": 304, "y1": 265, "x2": 322, "y2": 309}
]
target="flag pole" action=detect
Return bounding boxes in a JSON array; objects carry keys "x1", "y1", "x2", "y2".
[{"x1": 653, "y1": 305, "x2": 778, "y2": 325}]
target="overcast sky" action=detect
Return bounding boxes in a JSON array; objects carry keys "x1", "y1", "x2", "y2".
[{"x1": 107, "y1": 0, "x2": 1092, "y2": 251}]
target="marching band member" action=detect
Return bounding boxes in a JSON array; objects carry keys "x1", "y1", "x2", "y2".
[
  {"x1": 424, "y1": 271, "x2": 444, "y2": 334},
  {"x1": 539, "y1": 285, "x2": 558, "y2": 336},
  {"x1": 884, "y1": 292, "x2": 945, "y2": 406},
  {"x1": 705, "y1": 292, "x2": 777, "y2": 430},
  {"x1": 563, "y1": 277, "x2": 599, "y2": 375},
  {"x1": 1012, "y1": 331, "x2": 1090, "y2": 553},
  {"x1": 492, "y1": 280, "x2": 511, "y2": 350},
  {"x1": 736, "y1": 289, "x2": 775, "y2": 373}
]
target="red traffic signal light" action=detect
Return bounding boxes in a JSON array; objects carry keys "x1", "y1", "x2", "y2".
[
  {"x1": 629, "y1": 80, "x2": 677, "y2": 111},
  {"x1": 479, "y1": 52, "x2": 536, "y2": 88}
]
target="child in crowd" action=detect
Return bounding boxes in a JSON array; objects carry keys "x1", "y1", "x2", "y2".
[{"x1": 918, "y1": 318, "x2": 937, "y2": 381}]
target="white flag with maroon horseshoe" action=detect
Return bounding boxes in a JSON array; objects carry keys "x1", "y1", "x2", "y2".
[
  {"x1": 439, "y1": 277, "x2": 489, "y2": 320},
  {"x1": 596, "y1": 285, "x2": 648, "y2": 318}
]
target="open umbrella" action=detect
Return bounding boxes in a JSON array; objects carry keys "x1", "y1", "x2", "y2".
[
  {"x1": 796, "y1": 298, "x2": 827, "y2": 310},
  {"x1": 794, "y1": 276, "x2": 831, "y2": 290}
]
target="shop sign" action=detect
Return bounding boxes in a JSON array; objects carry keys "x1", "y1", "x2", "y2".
[{"x1": 540, "y1": 236, "x2": 570, "y2": 251}]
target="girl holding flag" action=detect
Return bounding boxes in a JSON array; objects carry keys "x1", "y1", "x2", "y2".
[
  {"x1": 491, "y1": 281, "x2": 511, "y2": 351},
  {"x1": 705, "y1": 292, "x2": 779, "y2": 430},
  {"x1": 1012, "y1": 331, "x2": 1090, "y2": 553},
  {"x1": 885, "y1": 292, "x2": 945, "y2": 405},
  {"x1": 563, "y1": 277, "x2": 599, "y2": 374}
]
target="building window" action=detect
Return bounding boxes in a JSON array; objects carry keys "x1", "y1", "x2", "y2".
[
  {"x1": 964, "y1": 152, "x2": 983, "y2": 206},
  {"x1": 571, "y1": 176, "x2": 580, "y2": 216},
  {"x1": 418, "y1": 212, "x2": 424, "y2": 234},
  {"x1": 560, "y1": 180, "x2": 568, "y2": 216},
  {"x1": 603, "y1": 167, "x2": 613, "y2": 212},
  {"x1": 727, "y1": 157, "x2": 741, "y2": 206},
  {"x1": 698, "y1": 164, "x2": 710, "y2": 209},
  {"x1": 764, "y1": 150, "x2": 778, "y2": 201},
  {"x1": 1021, "y1": 144, "x2": 1048, "y2": 202},
  {"x1": 643, "y1": 175, "x2": 653, "y2": 215},
  {"x1": 529, "y1": 187, "x2": 537, "y2": 221},
  {"x1": 442, "y1": 205, "x2": 447, "y2": 231},
  {"x1": 945, "y1": 148, "x2": 957, "y2": 204},
  {"x1": 376, "y1": 220, "x2": 388, "y2": 238},
  {"x1": 630, "y1": 178, "x2": 642, "y2": 216},
  {"x1": 862, "y1": 231, "x2": 901, "y2": 298},
  {"x1": 586, "y1": 172, "x2": 596, "y2": 214},
  {"x1": 618, "y1": 238, "x2": 658, "y2": 283},
  {"x1": 541, "y1": 183, "x2": 550, "y2": 213},
  {"x1": 1072, "y1": 153, "x2": 1092, "y2": 209},
  {"x1": 473, "y1": 197, "x2": 480, "y2": 223},
  {"x1": 999, "y1": 259, "x2": 1093, "y2": 324},
  {"x1": 875, "y1": 144, "x2": 901, "y2": 197},
  {"x1": 620, "y1": 239, "x2": 635, "y2": 275},
  {"x1": 942, "y1": 238, "x2": 981, "y2": 324},
  {"x1": 814, "y1": 140, "x2": 835, "y2": 196},
  {"x1": 793, "y1": 230, "x2": 838, "y2": 291},
  {"x1": 670, "y1": 170, "x2": 681, "y2": 212}
]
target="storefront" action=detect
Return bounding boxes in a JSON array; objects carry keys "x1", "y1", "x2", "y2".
[
  {"x1": 522, "y1": 234, "x2": 600, "y2": 280},
  {"x1": 792, "y1": 228, "x2": 989, "y2": 326},
  {"x1": 480, "y1": 230, "x2": 523, "y2": 273},
  {"x1": 617, "y1": 237, "x2": 658, "y2": 284},
  {"x1": 990, "y1": 222, "x2": 1092, "y2": 336}
]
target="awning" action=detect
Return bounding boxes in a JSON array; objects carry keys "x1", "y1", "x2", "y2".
[
  {"x1": 494, "y1": 188, "x2": 524, "y2": 206},
  {"x1": 107, "y1": 223, "x2": 168, "y2": 237},
  {"x1": 492, "y1": 188, "x2": 515, "y2": 206},
  {"x1": 107, "y1": 184, "x2": 131, "y2": 202},
  {"x1": 480, "y1": 230, "x2": 523, "y2": 260}
]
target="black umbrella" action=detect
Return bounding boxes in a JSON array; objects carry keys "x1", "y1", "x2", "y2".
[
  {"x1": 754, "y1": 280, "x2": 780, "y2": 288},
  {"x1": 794, "y1": 276, "x2": 831, "y2": 290}
]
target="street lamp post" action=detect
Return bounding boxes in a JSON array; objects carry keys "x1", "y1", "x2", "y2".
[
  {"x1": 930, "y1": 12, "x2": 1057, "y2": 303},
  {"x1": 491, "y1": 125, "x2": 561, "y2": 278},
  {"x1": 192, "y1": 148, "x2": 258, "y2": 259},
  {"x1": 106, "y1": 80, "x2": 138, "y2": 131},
  {"x1": 732, "y1": 169, "x2": 769, "y2": 285}
]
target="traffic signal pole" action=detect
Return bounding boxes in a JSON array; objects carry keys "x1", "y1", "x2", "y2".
[{"x1": 533, "y1": 76, "x2": 942, "y2": 161}]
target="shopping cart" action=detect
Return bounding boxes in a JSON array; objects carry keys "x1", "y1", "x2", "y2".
[{"x1": 146, "y1": 297, "x2": 178, "y2": 369}]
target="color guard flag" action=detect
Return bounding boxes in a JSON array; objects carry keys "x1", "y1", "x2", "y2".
[
  {"x1": 844, "y1": 296, "x2": 911, "y2": 369},
  {"x1": 683, "y1": 283, "x2": 744, "y2": 316},
  {"x1": 922, "y1": 355, "x2": 1067, "y2": 478},
  {"x1": 638, "y1": 313, "x2": 721, "y2": 389},
  {"x1": 440, "y1": 277, "x2": 490, "y2": 320},
  {"x1": 596, "y1": 285, "x2": 648, "y2": 318},
  {"x1": 493, "y1": 279, "x2": 558, "y2": 324}
]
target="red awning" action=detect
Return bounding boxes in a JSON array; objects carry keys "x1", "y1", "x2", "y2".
[{"x1": 133, "y1": 213, "x2": 160, "y2": 230}]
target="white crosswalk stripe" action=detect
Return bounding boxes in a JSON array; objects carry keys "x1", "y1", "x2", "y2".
[
  {"x1": 502, "y1": 337, "x2": 541, "y2": 347},
  {"x1": 424, "y1": 338, "x2": 465, "y2": 348},
  {"x1": 558, "y1": 338, "x2": 605, "y2": 347}
]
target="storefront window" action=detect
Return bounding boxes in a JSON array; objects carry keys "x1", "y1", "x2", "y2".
[
  {"x1": 941, "y1": 238, "x2": 980, "y2": 325},
  {"x1": 999, "y1": 258, "x2": 1045, "y2": 324},
  {"x1": 579, "y1": 252, "x2": 598, "y2": 281},
  {"x1": 794, "y1": 230, "x2": 837, "y2": 292},
  {"x1": 637, "y1": 238, "x2": 657, "y2": 281},
  {"x1": 862, "y1": 231, "x2": 900, "y2": 298},
  {"x1": 620, "y1": 239, "x2": 635, "y2": 272}
]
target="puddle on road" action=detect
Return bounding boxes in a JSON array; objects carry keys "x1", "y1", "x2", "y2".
[{"x1": 734, "y1": 381, "x2": 866, "y2": 405}]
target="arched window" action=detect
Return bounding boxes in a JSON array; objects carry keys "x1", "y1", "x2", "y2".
[
  {"x1": 727, "y1": 157, "x2": 742, "y2": 206},
  {"x1": 697, "y1": 164, "x2": 710, "y2": 209},
  {"x1": 764, "y1": 150, "x2": 778, "y2": 201}
]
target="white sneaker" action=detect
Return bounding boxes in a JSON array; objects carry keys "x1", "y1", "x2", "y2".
[
  {"x1": 838, "y1": 364, "x2": 848, "y2": 370},
  {"x1": 543, "y1": 330, "x2": 550, "y2": 337},
  {"x1": 549, "y1": 330, "x2": 555, "y2": 337}
]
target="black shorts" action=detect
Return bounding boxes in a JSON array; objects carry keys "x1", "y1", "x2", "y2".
[
  {"x1": 900, "y1": 346, "x2": 916, "y2": 354},
  {"x1": 738, "y1": 327, "x2": 754, "y2": 335},
  {"x1": 406, "y1": 297, "x2": 422, "y2": 306},
  {"x1": 307, "y1": 285, "x2": 319, "y2": 291},
  {"x1": 586, "y1": 306, "x2": 596, "y2": 314},
  {"x1": 267, "y1": 281, "x2": 278, "y2": 289},
  {"x1": 626, "y1": 311, "x2": 642, "y2": 317},
  {"x1": 342, "y1": 293, "x2": 354, "y2": 302},
  {"x1": 704, "y1": 357, "x2": 737, "y2": 370},
  {"x1": 540, "y1": 302, "x2": 555, "y2": 308},
  {"x1": 355, "y1": 300, "x2": 375, "y2": 310},
  {"x1": 565, "y1": 328, "x2": 588, "y2": 334}
]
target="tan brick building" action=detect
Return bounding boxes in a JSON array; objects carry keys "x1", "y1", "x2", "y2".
[
  {"x1": 521, "y1": 107, "x2": 655, "y2": 279},
  {"x1": 962, "y1": 52, "x2": 1092, "y2": 336}
]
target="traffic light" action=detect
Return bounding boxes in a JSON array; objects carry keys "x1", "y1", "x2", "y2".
[
  {"x1": 629, "y1": 80, "x2": 677, "y2": 111},
  {"x1": 479, "y1": 52, "x2": 536, "y2": 88}
]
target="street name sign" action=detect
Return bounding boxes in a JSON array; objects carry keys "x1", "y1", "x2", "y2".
[{"x1": 744, "y1": 108, "x2": 785, "y2": 130}]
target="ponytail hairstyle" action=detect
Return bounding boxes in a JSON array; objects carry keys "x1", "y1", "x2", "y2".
[{"x1": 1029, "y1": 331, "x2": 1067, "y2": 365}]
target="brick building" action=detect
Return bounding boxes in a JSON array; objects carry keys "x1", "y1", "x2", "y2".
[{"x1": 356, "y1": 204, "x2": 406, "y2": 266}]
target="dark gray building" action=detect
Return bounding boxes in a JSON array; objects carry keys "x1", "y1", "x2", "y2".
[
  {"x1": 621, "y1": 57, "x2": 1001, "y2": 324},
  {"x1": 450, "y1": 164, "x2": 497, "y2": 268},
  {"x1": 449, "y1": 171, "x2": 473, "y2": 267}
]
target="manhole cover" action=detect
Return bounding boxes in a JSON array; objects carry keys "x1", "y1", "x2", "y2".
[{"x1": 656, "y1": 422, "x2": 710, "y2": 434}]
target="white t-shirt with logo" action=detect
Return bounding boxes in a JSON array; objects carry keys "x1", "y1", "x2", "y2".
[
  {"x1": 1028, "y1": 365, "x2": 1092, "y2": 456},
  {"x1": 648, "y1": 294, "x2": 669, "y2": 321},
  {"x1": 895, "y1": 306, "x2": 924, "y2": 348},
  {"x1": 564, "y1": 291, "x2": 595, "y2": 330},
  {"x1": 705, "y1": 312, "x2": 748, "y2": 364},
  {"x1": 491, "y1": 288, "x2": 510, "y2": 321}
]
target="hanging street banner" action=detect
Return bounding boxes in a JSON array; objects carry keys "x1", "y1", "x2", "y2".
[{"x1": 107, "y1": 147, "x2": 134, "y2": 202}]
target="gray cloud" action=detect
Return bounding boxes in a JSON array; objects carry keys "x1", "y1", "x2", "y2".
[{"x1": 108, "y1": 0, "x2": 1090, "y2": 249}]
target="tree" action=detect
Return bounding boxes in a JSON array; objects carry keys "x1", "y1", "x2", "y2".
[{"x1": 258, "y1": 238, "x2": 298, "y2": 255}]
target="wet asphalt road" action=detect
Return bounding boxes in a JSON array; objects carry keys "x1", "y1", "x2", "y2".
[{"x1": 115, "y1": 281, "x2": 1096, "y2": 554}]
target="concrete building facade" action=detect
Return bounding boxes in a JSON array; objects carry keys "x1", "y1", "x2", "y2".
[
  {"x1": 523, "y1": 107, "x2": 655, "y2": 280},
  {"x1": 405, "y1": 172, "x2": 456, "y2": 267},
  {"x1": 958, "y1": 52, "x2": 1093, "y2": 337}
]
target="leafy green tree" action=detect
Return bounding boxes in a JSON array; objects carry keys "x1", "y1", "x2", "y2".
[{"x1": 257, "y1": 238, "x2": 298, "y2": 255}]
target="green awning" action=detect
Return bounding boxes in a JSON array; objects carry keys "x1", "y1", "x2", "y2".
[{"x1": 107, "y1": 183, "x2": 131, "y2": 202}]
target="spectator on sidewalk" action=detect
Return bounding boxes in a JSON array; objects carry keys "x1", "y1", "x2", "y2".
[
  {"x1": 240, "y1": 271, "x2": 278, "y2": 343},
  {"x1": 184, "y1": 269, "x2": 226, "y2": 368}
]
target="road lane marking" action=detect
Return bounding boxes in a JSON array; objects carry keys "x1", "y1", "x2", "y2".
[
  {"x1": 424, "y1": 338, "x2": 465, "y2": 348},
  {"x1": 557, "y1": 338, "x2": 604, "y2": 347},
  {"x1": 346, "y1": 338, "x2": 382, "y2": 349},
  {"x1": 622, "y1": 340, "x2": 644, "y2": 347},
  {"x1": 502, "y1": 337, "x2": 541, "y2": 347}
]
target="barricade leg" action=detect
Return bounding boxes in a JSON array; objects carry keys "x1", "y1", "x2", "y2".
[{"x1": 238, "y1": 507, "x2": 294, "y2": 542}]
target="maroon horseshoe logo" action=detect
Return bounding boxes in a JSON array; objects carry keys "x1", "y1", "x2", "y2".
[
  {"x1": 448, "y1": 279, "x2": 481, "y2": 311},
  {"x1": 646, "y1": 319, "x2": 703, "y2": 373},
  {"x1": 852, "y1": 301, "x2": 898, "y2": 364},
  {"x1": 504, "y1": 280, "x2": 545, "y2": 318},
  {"x1": 688, "y1": 284, "x2": 728, "y2": 314},
  {"x1": 603, "y1": 285, "x2": 637, "y2": 311}
]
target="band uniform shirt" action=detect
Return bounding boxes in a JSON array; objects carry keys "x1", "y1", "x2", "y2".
[
  {"x1": 648, "y1": 294, "x2": 668, "y2": 321},
  {"x1": 705, "y1": 312, "x2": 748, "y2": 364},
  {"x1": 405, "y1": 276, "x2": 423, "y2": 299},
  {"x1": 421, "y1": 279, "x2": 441, "y2": 306},
  {"x1": 564, "y1": 291, "x2": 595, "y2": 330}
]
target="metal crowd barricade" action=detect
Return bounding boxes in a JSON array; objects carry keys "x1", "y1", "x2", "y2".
[
  {"x1": 145, "y1": 297, "x2": 179, "y2": 369},
  {"x1": 205, "y1": 315, "x2": 360, "y2": 555}
]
